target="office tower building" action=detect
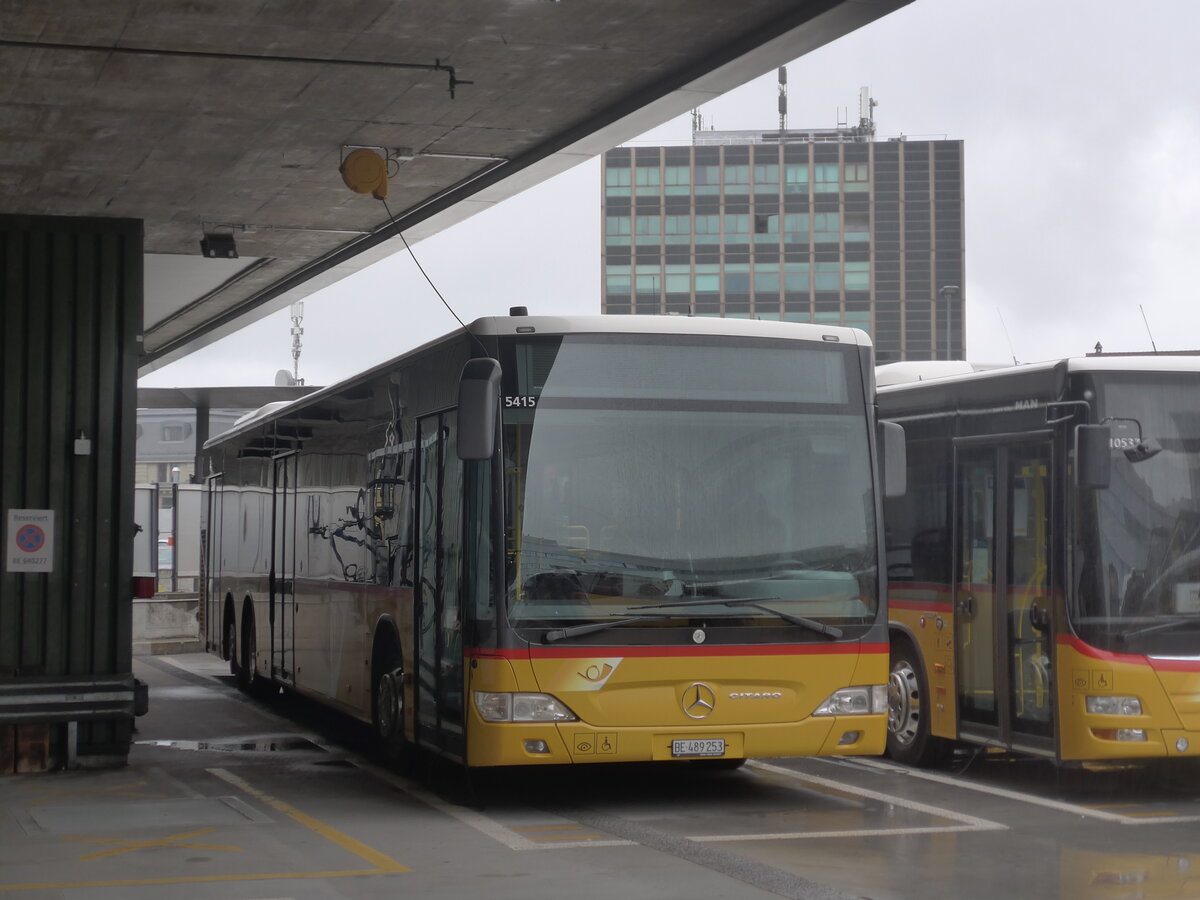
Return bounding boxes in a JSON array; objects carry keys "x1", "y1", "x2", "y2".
[{"x1": 601, "y1": 91, "x2": 964, "y2": 361}]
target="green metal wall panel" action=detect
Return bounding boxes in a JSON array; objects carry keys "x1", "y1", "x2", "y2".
[{"x1": 0, "y1": 214, "x2": 142, "y2": 762}]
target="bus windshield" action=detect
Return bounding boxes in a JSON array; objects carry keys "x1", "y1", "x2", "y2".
[
  {"x1": 1074, "y1": 372, "x2": 1200, "y2": 655},
  {"x1": 500, "y1": 334, "x2": 878, "y2": 642}
]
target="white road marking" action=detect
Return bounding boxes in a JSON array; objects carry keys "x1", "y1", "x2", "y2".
[
  {"x1": 691, "y1": 825, "x2": 999, "y2": 842},
  {"x1": 345, "y1": 754, "x2": 1005, "y2": 850},
  {"x1": 842, "y1": 756, "x2": 1200, "y2": 826},
  {"x1": 747, "y1": 760, "x2": 1006, "y2": 835}
]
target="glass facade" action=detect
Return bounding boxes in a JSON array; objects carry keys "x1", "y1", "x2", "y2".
[{"x1": 601, "y1": 137, "x2": 965, "y2": 362}]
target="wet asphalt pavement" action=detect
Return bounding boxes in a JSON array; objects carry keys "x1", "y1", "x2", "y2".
[{"x1": 2, "y1": 653, "x2": 1198, "y2": 900}]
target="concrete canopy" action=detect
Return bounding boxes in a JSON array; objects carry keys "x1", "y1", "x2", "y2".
[{"x1": 0, "y1": 0, "x2": 911, "y2": 374}]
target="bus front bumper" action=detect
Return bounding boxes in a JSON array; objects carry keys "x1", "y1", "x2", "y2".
[{"x1": 465, "y1": 714, "x2": 887, "y2": 768}]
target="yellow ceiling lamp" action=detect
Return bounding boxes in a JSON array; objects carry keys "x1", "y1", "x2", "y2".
[{"x1": 339, "y1": 148, "x2": 389, "y2": 199}]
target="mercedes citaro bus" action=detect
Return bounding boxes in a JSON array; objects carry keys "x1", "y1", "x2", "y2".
[
  {"x1": 203, "y1": 311, "x2": 902, "y2": 770},
  {"x1": 880, "y1": 356, "x2": 1200, "y2": 765}
]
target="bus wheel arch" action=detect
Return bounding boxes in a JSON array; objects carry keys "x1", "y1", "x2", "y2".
[{"x1": 886, "y1": 632, "x2": 951, "y2": 766}]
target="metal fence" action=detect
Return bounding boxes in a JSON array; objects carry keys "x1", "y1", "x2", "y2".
[{"x1": 133, "y1": 483, "x2": 202, "y2": 594}]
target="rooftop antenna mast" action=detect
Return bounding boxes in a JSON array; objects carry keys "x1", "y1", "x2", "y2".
[
  {"x1": 1139, "y1": 304, "x2": 1158, "y2": 353},
  {"x1": 777, "y1": 66, "x2": 787, "y2": 135},
  {"x1": 859, "y1": 87, "x2": 877, "y2": 137},
  {"x1": 290, "y1": 301, "x2": 305, "y2": 385},
  {"x1": 997, "y1": 308, "x2": 1019, "y2": 365}
]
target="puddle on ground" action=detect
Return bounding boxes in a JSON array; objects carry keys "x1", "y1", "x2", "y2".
[{"x1": 135, "y1": 736, "x2": 325, "y2": 753}]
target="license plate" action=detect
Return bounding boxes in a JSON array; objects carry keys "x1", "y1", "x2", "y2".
[{"x1": 671, "y1": 738, "x2": 726, "y2": 758}]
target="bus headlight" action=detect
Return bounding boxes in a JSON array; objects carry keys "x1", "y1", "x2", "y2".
[
  {"x1": 474, "y1": 691, "x2": 578, "y2": 723},
  {"x1": 1086, "y1": 696, "x2": 1142, "y2": 716},
  {"x1": 813, "y1": 685, "x2": 888, "y2": 716}
]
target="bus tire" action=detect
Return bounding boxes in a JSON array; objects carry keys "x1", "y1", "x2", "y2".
[
  {"x1": 236, "y1": 607, "x2": 253, "y2": 693},
  {"x1": 238, "y1": 605, "x2": 273, "y2": 698},
  {"x1": 689, "y1": 757, "x2": 746, "y2": 771},
  {"x1": 372, "y1": 638, "x2": 411, "y2": 769},
  {"x1": 224, "y1": 599, "x2": 239, "y2": 677},
  {"x1": 886, "y1": 637, "x2": 951, "y2": 766}
]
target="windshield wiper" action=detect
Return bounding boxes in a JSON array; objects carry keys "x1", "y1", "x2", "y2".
[
  {"x1": 1118, "y1": 615, "x2": 1200, "y2": 642},
  {"x1": 631, "y1": 596, "x2": 844, "y2": 639},
  {"x1": 542, "y1": 613, "x2": 675, "y2": 643}
]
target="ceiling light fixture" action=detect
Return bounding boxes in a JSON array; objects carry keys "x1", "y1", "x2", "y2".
[
  {"x1": 199, "y1": 232, "x2": 238, "y2": 259},
  {"x1": 340, "y1": 148, "x2": 389, "y2": 199}
]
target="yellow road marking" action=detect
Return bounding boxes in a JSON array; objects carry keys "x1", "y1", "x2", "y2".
[
  {"x1": 208, "y1": 768, "x2": 408, "y2": 873},
  {"x1": 1121, "y1": 811, "x2": 1180, "y2": 818},
  {"x1": 63, "y1": 826, "x2": 243, "y2": 861},
  {"x1": 18, "y1": 781, "x2": 165, "y2": 804},
  {"x1": 0, "y1": 870, "x2": 388, "y2": 892},
  {"x1": 0, "y1": 768, "x2": 408, "y2": 892}
]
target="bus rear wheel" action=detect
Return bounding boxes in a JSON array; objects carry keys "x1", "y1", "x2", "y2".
[
  {"x1": 886, "y1": 639, "x2": 951, "y2": 766},
  {"x1": 373, "y1": 649, "x2": 411, "y2": 769}
]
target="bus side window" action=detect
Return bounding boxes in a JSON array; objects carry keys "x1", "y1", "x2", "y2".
[
  {"x1": 911, "y1": 529, "x2": 949, "y2": 584},
  {"x1": 388, "y1": 449, "x2": 416, "y2": 588}
]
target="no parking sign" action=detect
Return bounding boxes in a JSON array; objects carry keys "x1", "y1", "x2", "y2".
[{"x1": 6, "y1": 509, "x2": 54, "y2": 573}]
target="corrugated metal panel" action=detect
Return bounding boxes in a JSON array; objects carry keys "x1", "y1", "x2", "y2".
[{"x1": 1, "y1": 213, "x2": 142, "y2": 764}]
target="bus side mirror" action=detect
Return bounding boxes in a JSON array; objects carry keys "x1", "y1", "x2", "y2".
[
  {"x1": 880, "y1": 420, "x2": 907, "y2": 499},
  {"x1": 457, "y1": 358, "x2": 501, "y2": 461},
  {"x1": 1075, "y1": 424, "x2": 1111, "y2": 489}
]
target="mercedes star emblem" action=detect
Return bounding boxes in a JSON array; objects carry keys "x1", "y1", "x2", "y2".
[{"x1": 682, "y1": 682, "x2": 717, "y2": 719}]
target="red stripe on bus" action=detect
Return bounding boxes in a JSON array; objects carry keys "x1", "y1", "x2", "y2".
[
  {"x1": 470, "y1": 642, "x2": 888, "y2": 661},
  {"x1": 1057, "y1": 634, "x2": 1200, "y2": 672}
]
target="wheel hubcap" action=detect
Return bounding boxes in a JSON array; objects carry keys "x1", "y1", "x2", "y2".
[
  {"x1": 377, "y1": 671, "x2": 401, "y2": 738},
  {"x1": 888, "y1": 661, "x2": 921, "y2": 746}
]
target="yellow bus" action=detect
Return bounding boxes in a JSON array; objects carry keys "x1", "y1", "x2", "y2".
[
  {"x1": 880, "y1": 356, "x2": 1200, "y2": 765},
  {"x1": 203, "y1": 312, "x2": 900, "y2": 770}
]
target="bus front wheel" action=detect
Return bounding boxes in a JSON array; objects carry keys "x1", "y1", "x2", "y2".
[
  {"x1": 224, "y1": 606, "x2": 238, "y2": 677},
  {"x1": 237, "y1": 611, "x2": 274, "y2": 699},
  {"x1": 886, "y1": 639, "x2": 950, "y2": 766},
  {"x1": 236, "y1": 615, "x2": 253, "y2": 693}
]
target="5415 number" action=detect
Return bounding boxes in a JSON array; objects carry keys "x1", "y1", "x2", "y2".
[{"x1": 504, "y1": 395, "x2": 538, "y2": 408}]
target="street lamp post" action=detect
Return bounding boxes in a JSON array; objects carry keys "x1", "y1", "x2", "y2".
[{"x1": 939, "y1": 285, "x2": 960, "y2": 360}]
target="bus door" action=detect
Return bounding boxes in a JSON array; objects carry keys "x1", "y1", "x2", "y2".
[
  {"x1": 954, "y1": 439, "x2": 1054, "y2": 752},
  {"x1": 204, "y1": 473, "x2": 223, "y2": 655},
  {"x1": 270, "y1": 453, "x2": 297, "y2": 684},
  {"x1": 415, "y1": 412, "x2": 465, "y2": 759}
]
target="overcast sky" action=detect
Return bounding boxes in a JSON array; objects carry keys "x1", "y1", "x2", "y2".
[{"x1": 138, "y1": 0, "x2": 1200, "y2": 390}]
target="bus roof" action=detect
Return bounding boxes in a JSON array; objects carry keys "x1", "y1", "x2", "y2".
[
  {"x1": 206, "y1": 313, "x2": 871, "y2": 450},
  {"x1": 879, "y1": 354, "x2": 1200, "y2": 391},
  {"x1": 877, "y1": 355, "x2": 1200, "y2": 419},
  {"x1": 468, "y1": 313, "x2": 871, "y2": 347}
]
